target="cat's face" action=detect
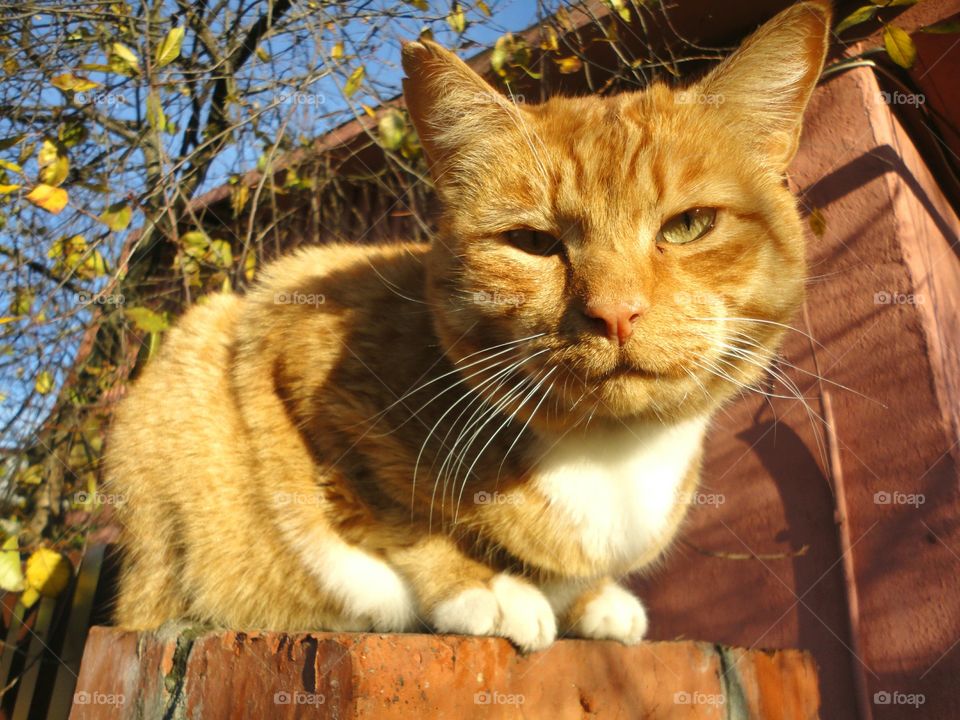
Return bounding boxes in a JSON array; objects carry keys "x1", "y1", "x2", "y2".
[{"x1": 403, "y1": 2, "x2": 830, "y2": 430}]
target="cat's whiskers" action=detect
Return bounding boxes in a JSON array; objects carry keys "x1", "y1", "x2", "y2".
[
  {"x1": 437, "y1": 354, "x2": 552, "y2": 523},
  {"x1": 422, "y1": 349, "x2": 548, "y2": 529},
  {"x1": 365, "y1": 333, "x2": 545, "y2": 434},
  {"x1": 452, "y1": 365, "x2": 558, "y2": 526}
]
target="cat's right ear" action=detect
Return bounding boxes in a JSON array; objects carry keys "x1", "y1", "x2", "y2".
[{"x1": 401, "y1": 40, "x2": 522, "y2": 184}]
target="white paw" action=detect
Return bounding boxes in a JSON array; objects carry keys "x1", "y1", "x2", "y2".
[
  {"x1": 575, "y1": 583, "x2": 648, "y2": 645},
  {"x1": 429, "y1": 575, "x2": 557, "y2": 652},
  {"x1": 490, "y1": 574, "x2": 557, "y2": 652},
  {"x1": 431, "y1": 586, "x2": 499, "y2": 636}
]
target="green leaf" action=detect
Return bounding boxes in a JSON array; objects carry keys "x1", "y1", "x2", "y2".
[
  {"x1": 884, "y1": 25, "x2": 917, "y2": 68},
  {"x1": 921, "y1": 20, "x2": 960, "y2": 34},
  {"x1": 98, "y1": 202, "x2": 131, "y2": 231},
  {"x1": 35, "y1": 370, "x2": 54, "y2": 395},
  {"x1": 835, "y1": 5, "x2": 877, "y2": 34},
  {"x1": 155, "y1": 26, "x2": 185, "y2": 67},
  {"x1": 378, "y1": 109, "x2": 406, "y2": 151},
  {"x1": 208, "y1": 239, "x2": 233, "y2": 267},
  {"x1": 0, "y1": 536, "x2": 24, "y2": 593},
  {"x1": 125, "y1": 306, "x2": 169, "y2": 333},
  {"x1": 181, "y1": 230, "x2": 209, "y2": 255},
  {"x1": 11, "y1": 289, "x2": 33, "y2": 316},
  {"x1": 344, "y1": 66, "x2": 365, "y2": 97}
]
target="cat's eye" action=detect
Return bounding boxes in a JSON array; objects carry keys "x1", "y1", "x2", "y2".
[
  {"x1": 504, "y1": 228, "x2": 563, "y2": 257},
  {"x1": 656, "y1": 207, "x2": 717, "y2": 245}
]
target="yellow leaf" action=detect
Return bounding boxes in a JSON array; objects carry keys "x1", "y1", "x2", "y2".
[
  {"x1": 836, "y1": 5, "x2": 877, "y2": 34},
  {"x1": 19, "y1": 465, "x2": 43, "y2": 485},
  {"x1": 255, "y1": 45, "x2": 270, "y2": 62},
  {"x1": 404, "y1": 0, "x2": 428, "y2": 9},
  {"x1": 26, "y1": 184, "x2": 68, "y2": 214},
  {"x1": 155, "y1": 26, "x2": 184, "y2": 67},
  {"x1": 124, "y1": 306, "x2": 169, "y2": 333},
  {"x1": 98, "y1": 201, "x2": 131, "y2": 231},
  {"x1": 22, "y1": 548, "x2": 71, "y2": 607},
  {"x1": 35, "y1": 370, "x2": 54, "y2": 395},
  {"x1": 230, "y1": 184, "x2": 248, "y2": 217},
  {"x1": 244, "y1": 252, "x2": 256, "y2": 282},
  {"x1": 3, "y1": 57, "x2": 19, "y2": 75},
  {"x1": 808, "y1": 208, "x2": 827, "y2": 238},
  {"x1": 147, "y1": 92, "x2": 166, "y2": 132},
  {"x1": 0, "y1": 537, "x2": 24, "y2": 593},
  {"x1": 344, "y1": 66, "x2": 365, "y2": 97},
  {"x1": 51, "y1": 72, "x2": 99, "y2": 92},
  {"x1": 554, "y1": 55, "x2": 582, "y2": 74},
  {"x1": 555, "y1": 7, "x2": 573, "y2": 31},
  {"x1": 477, "y1": 0, "x2": 491, "y2": 17},
  {"x1": 540, "y1": 26, "x2": 559, "y2": 52},
  {"x1": 0, "y1": 158, "x2": 23, "y2": 174},
  {"x1": 38, "y1": 139, "x2": 69, "y2": 187},
  {"x1": 0, "y1": 184, "x2": 20, "y2": 194},
  {"x1": 447, "y1": 4, "x2": 467, "y2": 33},
  {"x1": 331, "y1": 41, "x2": 344, "y2": 60},
  {"x1": 884, "y1": 25, "x2": 917, "y2": 68},
  {"x1": 109, "y1": 42, "x2": 141, "y2": 75}
]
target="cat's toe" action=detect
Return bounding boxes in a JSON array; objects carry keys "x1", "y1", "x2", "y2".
[
  {"x1": 430, "y1": 586, "x2": 499, "y2": 636},
  {"x1": 490, "y1": 574, "x2": 557, "y2": 652},
  {"x1": 575, "y1": 583, "x2": 648, "y2": 645}
]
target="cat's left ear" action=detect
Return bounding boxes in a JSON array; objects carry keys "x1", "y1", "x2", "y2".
[
  {"x1": 696, "y1": 1, "x2": 831, "y2": 169},
  {"x1": 401, "y1": 40, "x2": 523, "y2": 184}
]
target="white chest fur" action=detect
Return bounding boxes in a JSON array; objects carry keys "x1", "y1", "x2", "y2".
[{"x1": 532, "y1": 414, "x2": 709, "y2": 570}]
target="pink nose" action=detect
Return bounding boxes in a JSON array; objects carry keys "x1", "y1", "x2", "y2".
[{"x1": 584, "y1": 301, "x2": 646, "y2": 346}]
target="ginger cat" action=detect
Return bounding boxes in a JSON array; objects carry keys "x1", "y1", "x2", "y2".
[{"x1": 107, "y1": 2, "x2": 830, "y2": 651}]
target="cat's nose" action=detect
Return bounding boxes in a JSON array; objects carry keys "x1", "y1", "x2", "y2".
[{"x1": 584, "y1": 301, "x2": 646, "y2": 346}]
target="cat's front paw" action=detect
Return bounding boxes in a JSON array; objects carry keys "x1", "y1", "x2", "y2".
[
  {"x1": 573, "y1": 582, "x2": 648, "y2": 645},
  {"x1": 429, "y1": 574, "x2": 557, "y2": 652}
]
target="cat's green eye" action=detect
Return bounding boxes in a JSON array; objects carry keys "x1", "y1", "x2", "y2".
[
  {"x1": 656, "y1": 207, "x2": 717, "y2": 245},
  {"x1": 504, "y1": 228, "x2": 563, "y2": 257}
]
